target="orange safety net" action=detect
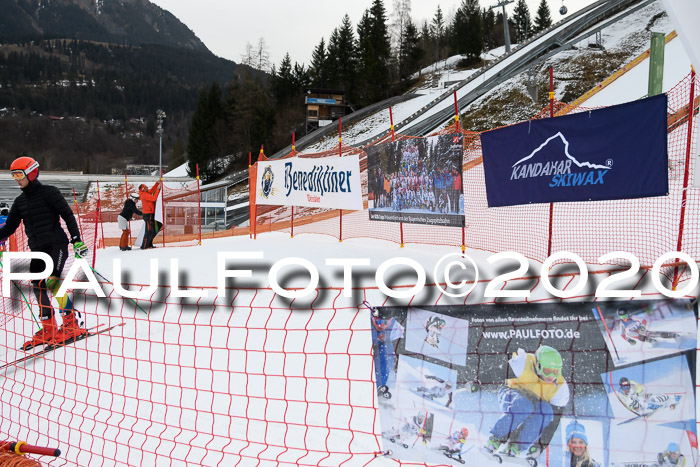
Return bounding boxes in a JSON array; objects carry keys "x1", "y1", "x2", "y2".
[
  {"x1": 0, "y1": 268, "x2": 677, "y2": 465},
  {"x1": 75, "y1": 180, "x2": 203, "y2": 249},
  {"x1": 252, "y1": 72, "x2": 699, "y2": 284}
]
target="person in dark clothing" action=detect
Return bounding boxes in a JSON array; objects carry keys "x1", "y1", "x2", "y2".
[
  {"x1": 118, "y1": 192, "x2": 142, "y2": 251},
  {"x1": 0, "y1": 157, "x2": 89, "y2": 350}
]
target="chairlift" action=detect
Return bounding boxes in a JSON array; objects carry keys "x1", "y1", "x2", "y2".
[{"x1": 559, "y1": 1, "x2": 568, "y2": 15}]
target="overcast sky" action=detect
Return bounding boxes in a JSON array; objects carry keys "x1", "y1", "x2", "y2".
[{"x1": 149, "y1": 0, "x2": 596, "y2": 67}]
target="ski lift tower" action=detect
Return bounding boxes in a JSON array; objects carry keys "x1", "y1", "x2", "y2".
[{"x1": 490, "y1": 0, "x2": 514, "y2": 54}]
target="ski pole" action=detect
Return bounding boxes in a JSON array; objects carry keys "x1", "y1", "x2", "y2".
[
  {"x1": 0, "y1": 258, "x2": 41, "y2": 331},
  {"x1": 89, "y1": 266, "x2": 148, "y2": 315}
]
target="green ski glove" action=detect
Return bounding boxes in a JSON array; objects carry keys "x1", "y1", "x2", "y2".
[{"x1": 73, "y1": 241, "x2": 89, "y2": 259}]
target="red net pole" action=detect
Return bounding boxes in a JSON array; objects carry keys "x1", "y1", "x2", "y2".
[
  {"x1": 389, "y1": 107, "x2": 395, "y2": 141},
  {"x1": 92, "y1": 181, "x2": 100, "y2": 268},
  {"x1": 292, "y1": 133, "x2": 296, "y2": 238},
  {"x1": 124, "y1": 174, "x2": 132, "y2": 244},
  {"x1": 71, "y1": 188, "x2": 84, "y2": 237},
  {"x1": 549, "y1": 66, "x2": 554, "y2": 116},
  {"x1": 339, "y1": 118, "x2": 343, "y2": 242},
  {"x1": 454, "y1": 91, "x2": 466, "y2": 251},
  {"x1": 161, "y1": 170, "x2": 165, "y2": 247},
  {"x1": 547, "y1": 66, "x2": 555, "y2": 258},
  {"x1": 390, "y1": 107, "x2": 404, "y2": 248},
  {"x1": 196, "y1": 164, "x2": 202, "y2": 246},
  {"x1": 453, "y1": 91, "x2": 459, "y2": 124},
  {"x1": 672, "y1": 67, "x2": 696, "y2": 289}
]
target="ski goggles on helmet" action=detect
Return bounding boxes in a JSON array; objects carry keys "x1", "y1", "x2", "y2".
[
  {"x1": 11, "y1": 170, "x2": 26, "y2": 181},
  {"x1": 540, "y1": 366, "x2": 561, "y2": 377}
]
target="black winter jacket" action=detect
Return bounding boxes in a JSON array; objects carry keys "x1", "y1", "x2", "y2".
[
  {"x1": 0, "y1": 181, "x2": 81, "y2": 249},
  {"x1": 119, "y1": 199, "x2": 142, "y2": 221}
]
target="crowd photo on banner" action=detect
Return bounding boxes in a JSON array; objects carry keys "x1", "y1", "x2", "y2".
[
  {"x1": 369, "y1": 299, "x2": 697, "y2": 467},
  {"x1": 366, "y1": 134, "x2": 465, "y2": 227}
]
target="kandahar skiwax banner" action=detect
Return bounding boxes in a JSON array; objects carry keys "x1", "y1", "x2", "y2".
[
  {"x1": 366, "y1": 133, "x2": 465, "y2": 227},
  {"x1": 255, "y1": 155, "x2": 363, "y2": 210},
  {"x1": 368, "y1": 299, "x2": 697, "y2": 467},
  {"x1": 481, "y1": 94, "x2": 668, "y2": 207}
]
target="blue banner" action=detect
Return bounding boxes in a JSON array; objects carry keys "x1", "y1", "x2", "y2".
[{"x1": 481, "y1": 94, "x2": 668, "y2": 207}]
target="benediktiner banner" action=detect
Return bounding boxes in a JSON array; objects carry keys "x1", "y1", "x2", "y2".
[
  {"x1": 255, "y1": 155, "x2": 363, "y2": 210},
  {"x1": 481, "y1": 94, "x2": 668, "y2": 207}
]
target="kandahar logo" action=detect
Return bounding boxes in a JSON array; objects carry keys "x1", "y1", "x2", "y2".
[
  {"x1": 260, "y1": 165, "x2": 274, "y2": 199},
  {"x1": 510, "y1": 132, "x2": 613, "y2": 188}
]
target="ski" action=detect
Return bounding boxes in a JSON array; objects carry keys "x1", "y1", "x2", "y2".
[{"x1": 1, "y1": 323, "x2": 124, "y2": 372}]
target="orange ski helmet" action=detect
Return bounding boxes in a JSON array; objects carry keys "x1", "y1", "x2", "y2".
[{"x1": 10, "y1": 156, "x2": 40, "y2": 182}]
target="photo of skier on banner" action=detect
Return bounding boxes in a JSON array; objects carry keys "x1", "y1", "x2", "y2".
[
  {"x1": 368, "y1": 308, "x2": 404, "y2": 401},
  {"x1": 592, "y1": 300, "x2": 696, "y2": 366},
  {"x1": 437, "y1": 427, "x2": 471, "y2": 464},
  {"x1": 658, "y1": 442, "x2": 686, "y2": 466},
  {"x1": 602, "y1": 354, "x2": 694, "y2": 430},
  {"x1": 382, "y1": 411, "x2": 434, "y2": 449},
  {"x1": 412, "y1": 374, "x2": 454, "y2": 408},
  {"x1": 617, "y1": 307, "x2": 680, "y2": 345},
  {"x1": 396, "y1": 356, "x2": 457, "y2": 411},
  {"x1": 615, "y1": 376, "x2": 682, "y2": 421},
  {"x1": 404, "y1": 308, "x2": 469, "y2": 365},
  {"x1": 424, "y1": 316, "x2": 446, "y2": 348},
  {"x1": 482, "y1": 345, "x2": 569, "y2": 463}
]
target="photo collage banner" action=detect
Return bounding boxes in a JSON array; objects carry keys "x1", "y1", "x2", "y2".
[
  {"x1": 369, "y1": 299, "x2": 697, "y2": 466},
  {"x1": 366, "y1": 133, "x2": 465, "y2": 227}
]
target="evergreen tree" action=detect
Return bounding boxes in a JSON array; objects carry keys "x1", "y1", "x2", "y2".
[
  {"x1": 430, "y1": 6, "x2": 447, "y2": 63},
  {"x1": 274, "y1": 53, "x2": 296, "y2": 105},
  {"x1": 187, "y1": 82, "x2": 225, "y2": 181},
  {"x1": 335, "y1": 15, "x2": 358, "y2": 96},
  {"x1": 451, "y1": 0, "x2": 483, "y2": 61},
  {"x1": 417, "y1": 20, "x2": 434, "y2": 70},
  {"x1": 293, "y1": 62, "x2": 310, "y2": 90},
  {"x1": 482, "y1": 8, "x2": 497, "y2": 51},
  {"x1": 398, "y1": 17, "x2": 423, "y2": 80},
  {"x1": 309, "y1": 38, "x2": 328, "y2": 88},
  {"x1": 225, "y1": 72, "x2": 275, "y2": 168},
  {"x1": 512, "y1": 0, "x2": 532, "y2": 43},
  {"x1": 533, "y1": 0, "x2": 553, "y2": 34},
  {"x1": 325, "y1": 28, "x2": 342, "y2": 89},
  {"x1": 356, "y1": 0, "x2": 391, "y2": 104}
]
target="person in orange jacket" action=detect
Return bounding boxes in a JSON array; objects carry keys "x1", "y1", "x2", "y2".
[{"x1": 138, "y1": 181, "x2": 160, "y2": 249}]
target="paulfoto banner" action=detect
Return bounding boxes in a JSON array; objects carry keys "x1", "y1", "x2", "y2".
[
  {"x1": 481, "y1": 94, "x2": 668, "y2": 207},
  {"x1": 366, "y1": 133, "x2": 465, "y2": 227},
  {"x1": 369, "y1": 299, "x2": 697, "y2": 467},
  {"x1": 255, "y1": 155, "x2": 363, "y2": 210}
]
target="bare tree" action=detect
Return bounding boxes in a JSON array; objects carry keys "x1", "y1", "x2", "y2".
[
  {"x1": 255, "y1": 37, "x2": 271, "y2": 72},
  {"x1": 241, "y1": 42, "x2": 255, "y2": 68},
  {"x1": 390, "y1": 0, "x2": 412, "y2": 51},
  {"x1": 240, "y1": 38, "x2": 271, "y2": 72}
]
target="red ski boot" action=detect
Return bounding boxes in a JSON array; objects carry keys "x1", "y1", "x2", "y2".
[
  {"x1": 54, "y1": 313, "x2": 87, "y2": 345},
  {"x1": 22, "y1": 317, "x2": 57, "y2": 351}
]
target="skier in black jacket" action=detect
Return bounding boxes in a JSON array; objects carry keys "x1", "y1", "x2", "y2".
[
  {"x1": 118, "y1": 192, "x2": 142, "y2": 251},
  {"x1": 0, "y1": 157, "x2": 89, "y2": 350}
]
